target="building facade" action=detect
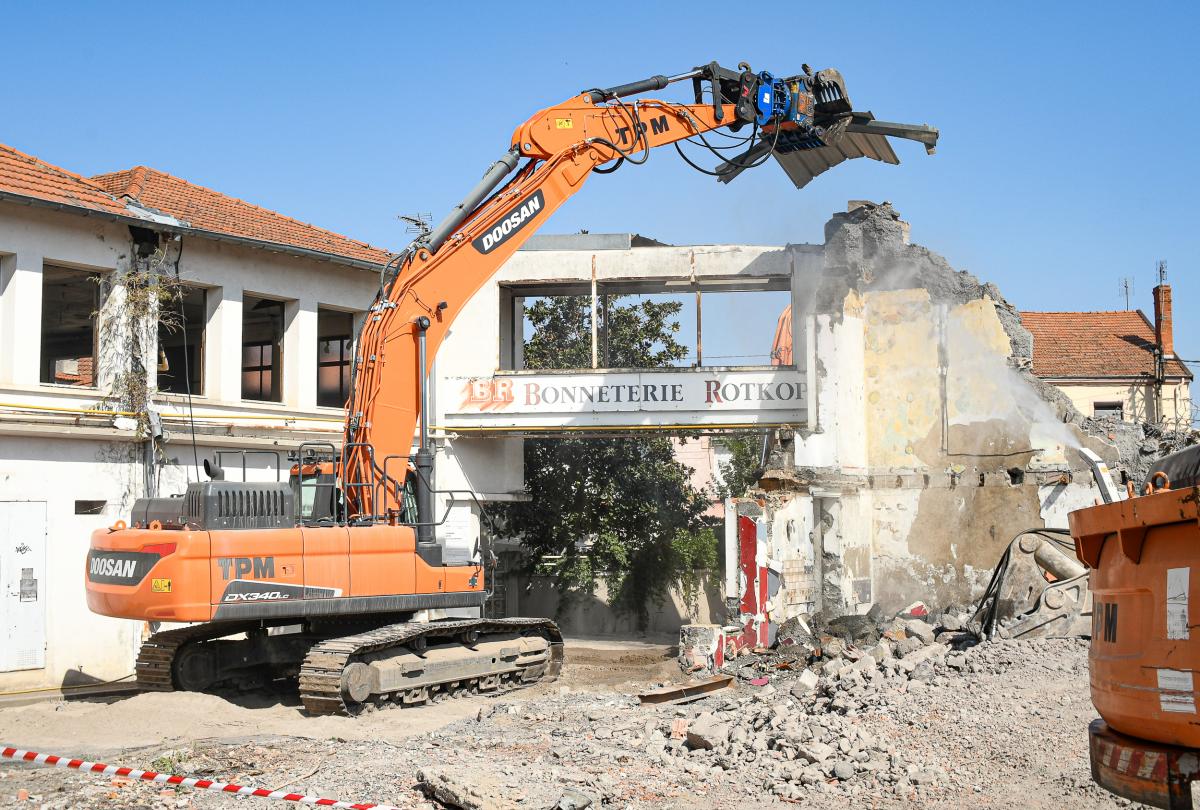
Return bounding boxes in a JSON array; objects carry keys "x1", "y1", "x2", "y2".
[
  {"x1": 1021, "y1": 291, "x2": 1192, "y2": 427},
  {"x1": 0, "y1": 145, "x2": 390, "y2": 691}
]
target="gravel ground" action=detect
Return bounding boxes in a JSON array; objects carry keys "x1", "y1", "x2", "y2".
[{"x1": 0, "y1": 636, "x2": 1133, "y2": 809}]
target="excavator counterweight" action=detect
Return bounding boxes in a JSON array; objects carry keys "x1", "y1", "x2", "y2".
[{"x1": 85, "y1": 60, "x2": 937, "y2": 715}]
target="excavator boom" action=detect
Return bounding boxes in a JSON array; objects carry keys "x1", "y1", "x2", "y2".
[{"x1": 343, "y1": 62, "x2": 938, "y2": 527}]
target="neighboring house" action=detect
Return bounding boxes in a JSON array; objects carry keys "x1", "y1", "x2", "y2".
[
  {"x1": 0, "y1": 143, "x2": 394, "y2": 691},
  {"x1": 1021, "y1": 283, "x2": 1192, "y2": 426}
]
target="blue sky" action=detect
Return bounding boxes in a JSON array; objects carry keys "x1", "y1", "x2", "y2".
[{"x1": 3, "y1": 2, "x2": 1197, "y2": 369}]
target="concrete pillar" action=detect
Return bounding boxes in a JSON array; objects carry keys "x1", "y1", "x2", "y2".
[
  {"x1": 0, "y1": 251, "x2": 43, "y2": 385},
  {"x1": 94, "y1": 272, "x2": 127, "y2": 395},
  {"x1": 285, "y1": 297, "x2": 317, "y2": 410},
  {"x1": 206, "y1": 284, "x2": 242, "y2": 402}
]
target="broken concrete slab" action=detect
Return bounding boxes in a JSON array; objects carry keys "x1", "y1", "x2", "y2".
[
  {"x1": 904, "y1": 619, "x2": 936, "y2": 645},
  {"x1": 789, "y1": 668, "x2": 820, "y2": 697},
  {"x1": 899, "y1": 643, "x2": 949, "y2": 672},
  {"x1": 417, "y1": 768, "x2": 515, "y2": 810},
  {"x1": 685, "y1": 714, "x2": 730, "y2": 750}
]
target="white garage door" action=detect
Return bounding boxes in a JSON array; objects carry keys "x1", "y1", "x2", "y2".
[{"x1": 0, "y1": 501, "x2": 47, "y2": 672}]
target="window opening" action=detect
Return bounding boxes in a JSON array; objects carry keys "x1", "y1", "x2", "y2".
[
  {"x1": 242, "y1": 296, "x2": 284, "y2": 401},
  {"x1": 158, "y1": 286, "x2": 206, "y2": 394},
  {"x1": 509, "y1": 282, "x2": 791, "y2": 371},
  {"x1": 1094, "y1": 401, "x2": 1124, "y2": 420},
  {"x1": 317, "y1": 308, "x2": 354, "y2": 408},
  {"x1": 41, "y1": 265, "x2": 102, "y2": 386}
]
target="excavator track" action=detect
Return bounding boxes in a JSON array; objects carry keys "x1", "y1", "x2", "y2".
[
  {"x1": 135, "y1": 620, "x2": 284, "y2": 691},
  {"x1": 298, "y1": 617, "x2": 564, "y2": 716}
]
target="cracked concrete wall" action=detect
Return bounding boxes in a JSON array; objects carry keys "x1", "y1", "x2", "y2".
[{"x1": 759, "y1": 202, "x2": 1123, "y2": 616}]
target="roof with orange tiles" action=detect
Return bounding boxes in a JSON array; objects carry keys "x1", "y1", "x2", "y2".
[
  {"x1": 91, "y1": 166, "x2": 392, "y2": 266},
  {"x1": 0, "y1": 143, "x2": 129, "y2": 216},
  {"x1": 1020, "y1": 310, "x2": 1191, "y2": 380}
]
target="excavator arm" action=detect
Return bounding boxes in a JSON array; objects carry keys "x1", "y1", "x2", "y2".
[{"x1": 342, "y1": 62, "x2": 938, "y2": 549}]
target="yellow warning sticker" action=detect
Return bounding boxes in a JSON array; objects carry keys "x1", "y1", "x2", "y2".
[
  {"x1": 151, "y1": 578, "x2": 172, "y2": 593},
  {"x1": 555, "y1": 118, "x2": 573, "y2": 129}
]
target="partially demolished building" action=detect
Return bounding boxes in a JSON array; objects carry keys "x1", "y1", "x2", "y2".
[
  {"x1": 435, "y1": 202, "x2": 1181, "y2": 637},
  {"x1": 725, "y1": 202, "x2": 1186, "y2": 648}
]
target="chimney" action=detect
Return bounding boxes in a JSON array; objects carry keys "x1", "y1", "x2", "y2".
[{"x1": 1153, "y1": 283, "x2": 1174, "y2": 358}]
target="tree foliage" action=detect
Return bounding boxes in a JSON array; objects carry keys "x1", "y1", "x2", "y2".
[
  {"x1": 714, "y1": 432, "x2": 766, "y2": 500},
  {"x1": 498, "y1": 295, "x2": 717, "y2": 628}
]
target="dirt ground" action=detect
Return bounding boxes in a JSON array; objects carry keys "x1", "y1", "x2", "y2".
[{"x1": 0, "y1": 637, "x2": 1136, "y2": 809}]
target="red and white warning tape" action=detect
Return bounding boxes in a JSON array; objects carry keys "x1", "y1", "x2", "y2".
[{"x1": 1, "y1": 747, "x2": 399, "y2": 809}]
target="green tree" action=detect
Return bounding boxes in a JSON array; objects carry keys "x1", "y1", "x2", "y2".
[
  {"x1": 498, "y1": 295, "x2": 717, "y2": 629},
  {"x1": 714, "y1": 432, "x2": 765, "y2": 499}
]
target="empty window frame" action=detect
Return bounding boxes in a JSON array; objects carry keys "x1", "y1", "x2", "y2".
[
  {"x1": 40, "y1": 265, "x2": 102, "y2": 386},
  {"x1": 503, "y1": 279, "x2": 791, "y2": 371},
  {"x1": 317, "y1": 308, "x2": 354, "y2": 408},
  {"x1": 242, "y1": 295, "x2": 285, "y2": 402},
  {"x1": 157, "y1": 286, "x2": 206, "y2": 395},
  {"x1": 1094, "y1": 401, "x2": 1124, "y2": 420}
]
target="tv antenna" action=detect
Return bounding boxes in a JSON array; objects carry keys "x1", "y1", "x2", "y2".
[
  {"x1": 1119, "y1": 277, "x2": 1134, "y2": 309},
  {"x1": 399, "y1": 213, "x2": 432, "y2": 238}
]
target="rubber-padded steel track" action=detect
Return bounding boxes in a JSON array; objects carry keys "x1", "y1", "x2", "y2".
[{"x1": 298, "y1": 617, "x2": 564, "y2": 716}]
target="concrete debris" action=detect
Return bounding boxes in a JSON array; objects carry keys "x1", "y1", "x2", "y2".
[
  {"x1": 549, "y1": 788, "x2": 594, "y2": 809},
  {"x1": 0, "y1": 630, "x2": 1103, "y2": 809},
  {"x1": 902, "y1": 619, "x2": 937, "y2": 645},
  {"x1": 789, "y1": 668, "x2": 820, "y2": 696},
  {"x1": 417, "y1": 768, "x2": 514, "y2": 810},
  {"x1": 685, "y1": 714, "x2": 730, "y2": 750},
  {"x1": 1090, "y1": 417, "x2": 1199, "y2": 485}
]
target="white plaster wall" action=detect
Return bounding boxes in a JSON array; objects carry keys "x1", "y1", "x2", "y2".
[
  {"x1": 1053, "y1": 380, "x2": 1192, "y2": 425},
  {"x1": 0, "y1": 436, "x2": 141, "y2": 689},
  {"x1": 835, "y1": 492, "x2": 874, "y2": 613},
  {"x1": 793, "y1": 311, "x2": 868, "y2": 471},
  {"x1": 1038, "y1": 481, "x2": 1104, "y2": 530},
  {"x1": 870, "y1": 489, "x2": 923, "y2": 560}
]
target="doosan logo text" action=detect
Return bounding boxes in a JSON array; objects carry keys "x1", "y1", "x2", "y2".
[
  {"x1": 90, "y1": 557, "x2": 137, "y2": 579},
  {"x1": 473, "y1": 191, "x2": 543, "y2": 254}
]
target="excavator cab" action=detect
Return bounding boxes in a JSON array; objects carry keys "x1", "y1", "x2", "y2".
[{"x1": 289, "y1": 444, "x2": 339, "y2": 524}]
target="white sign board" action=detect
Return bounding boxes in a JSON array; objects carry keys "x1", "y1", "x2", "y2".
[{"x1": 439, "y1": 368, "x2": 806, "y2": 430}]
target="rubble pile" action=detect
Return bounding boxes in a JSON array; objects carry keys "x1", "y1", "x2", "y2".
[
  {"x1": 1089, "y1": 416, "x2": 1199, "y2": 484},
  {"x1": 0, "y1": 622, "x2": 1102, "y2": 809},
  {"x1": 639, "y1": 611, "x2": 980, "y2": 799}
]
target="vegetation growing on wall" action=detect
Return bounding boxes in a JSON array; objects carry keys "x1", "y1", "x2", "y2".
[
  {"x1": 94, "y1": 241, "x2": 185, "y2": 437},
  {"x1": 497, "y1": 295, "x2": 717, "y2": 628}
]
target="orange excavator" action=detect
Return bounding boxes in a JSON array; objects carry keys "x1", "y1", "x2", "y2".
[
  {"x1": 1071, "y1": 445, "x2": 1200, "y2": 808},
  {"x1": 85, "y1": 61, "x2": 937, "y2": 715}
]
